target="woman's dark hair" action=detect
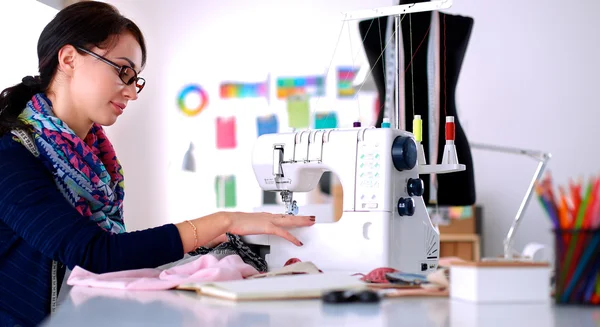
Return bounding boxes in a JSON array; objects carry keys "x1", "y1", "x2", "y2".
[{"x1": 0, "y1": 1, "x2": 147, "y2": 136}]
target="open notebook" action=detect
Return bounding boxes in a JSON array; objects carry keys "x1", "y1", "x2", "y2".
[{"x1": 176, "y1": 273, "x2": 367, "y2": 301}]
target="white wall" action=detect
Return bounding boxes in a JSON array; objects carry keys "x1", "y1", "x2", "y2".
[{"x1": 0, "y1": 1, "x2": 58, "y2": 89}]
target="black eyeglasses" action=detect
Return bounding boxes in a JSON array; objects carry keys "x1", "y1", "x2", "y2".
[{"x1": 75, "y1": 46, "x2": 145, "y2": 93}]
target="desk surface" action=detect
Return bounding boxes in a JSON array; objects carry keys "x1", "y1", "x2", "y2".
[{"x1": 41, "y1": 286, "x2": 599, "y2": 327}]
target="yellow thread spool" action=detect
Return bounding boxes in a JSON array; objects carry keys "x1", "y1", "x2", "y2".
[{"x1": 413, "y1": 115, "x2": 422, "y2": 143}]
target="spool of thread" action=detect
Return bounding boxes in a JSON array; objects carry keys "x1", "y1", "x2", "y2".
[
  {"x1": 353, "y1": 121, "x2": 362, "y2": 127},
  {"x1": 413, "y1": 115, "x2": 422, "y2": 142},
  {"x1": 445, "y1": 116, "x2": 455, "y2": 141},
  {"x1": 381, "y1": 118, "x2": 391, "y2": 128}
]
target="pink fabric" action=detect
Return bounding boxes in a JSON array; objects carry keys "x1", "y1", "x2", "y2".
[{"x1": 67, "y1": 254, "x2": 259, "y2": 290}]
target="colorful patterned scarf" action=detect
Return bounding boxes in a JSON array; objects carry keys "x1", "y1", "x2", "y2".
[{"x1": 12, "y1": 93, "x2": 126, "y2": 234}]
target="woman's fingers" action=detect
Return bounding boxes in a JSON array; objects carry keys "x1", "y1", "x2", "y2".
[
  {"x1": 203, "y1": 233, "x2": 229, "y2": 248},
  {"x1": 268, "y1": 214, "x2": 314, "y2": 246},
  {"x1": 272, "y1": 214, "x2": 316, "y2": 227},
  {"x1": 226, "y1": 212, "x2": 314, "y2": 243},
  {"x1": 270, "y1": 226, "x2": 303, "y2": 247}
]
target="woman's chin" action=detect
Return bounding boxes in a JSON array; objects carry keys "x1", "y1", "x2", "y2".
[{"x1": 94, "y1": 116, "x2": 118, "y2": 127}]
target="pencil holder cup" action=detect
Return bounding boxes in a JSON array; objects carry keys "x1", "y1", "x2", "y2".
[{"x1": 553, "y1": 228, "x2": 600, "y2": 305}]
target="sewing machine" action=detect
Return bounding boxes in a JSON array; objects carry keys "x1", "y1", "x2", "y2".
[
  {"x1": 244, "y1": 0, "x2": 463, "y2": 275},
  {"x1": 246, "y1": 124, "x2": 463, "y2": 274}
]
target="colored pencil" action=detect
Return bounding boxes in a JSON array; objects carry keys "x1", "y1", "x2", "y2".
[
  {"x1": 537, "y1": 172, "x2": 600, "y2": 304},
  {"x1": 556, "y1": 178, "x2": 584, "y2": 296},
  {"x1": 590, "y1": 177, "x2": 600, "y2": 229},
  {"x1": 583, "y1": 177, "x2": 600, "y2": 229},
  {"x1": 535, "y1": 183, "x2": 559, "y2": 229},
  {"x1": 596, "y1": 272, "x2": 600, "y2": 298},
  {"x1": 544, "y1": 172, "x2": 560, "y2": 214},
  {"x1": 561, "y1": 234, "x2": 600, "y2": 301},
  {"x1": 574, "y1": 179, "x2": 593, "y2": 229},
  {"x1": 561, "y1": 179, "x2": 594, "y2": 294},
  {"x1": 560, "y1": 185, "x2": 574, "y2": 227},
  {"x1": 583, "y1": 268, "x2": 599, "y2": 303},
  {"x1": 569, "y1": 178, "x2": 581, "y2": 220},
  {"x1": 572, "y1": 239, "x2": 600, "y2": 302}
]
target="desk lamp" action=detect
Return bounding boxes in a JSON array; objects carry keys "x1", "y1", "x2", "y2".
[{"x1": 469, "y1": 142, "x2": 552, "y2": 260}]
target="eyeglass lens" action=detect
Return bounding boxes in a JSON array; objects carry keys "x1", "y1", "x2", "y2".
[{"x1": 119, "y1": 67, "x2": 145, "y2": 93}]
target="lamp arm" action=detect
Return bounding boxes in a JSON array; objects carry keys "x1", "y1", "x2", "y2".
[
  {"x1": 503, "y1": 158, "x2": 550, "y2": 258},
  {"x1": 469, "y1": 142, "x2": 552, "y2": 259},
  {"x1": 469, "y1": 143, "x2": 550, "y2": 161}
]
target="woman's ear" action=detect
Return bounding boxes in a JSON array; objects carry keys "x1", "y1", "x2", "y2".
[{"x1": 56, "y1": 45, "x2": 78, "y2": 77}]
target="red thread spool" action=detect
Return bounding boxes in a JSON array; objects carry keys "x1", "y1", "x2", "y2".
[{"x1": 445, "y1": 116, "x2": 455, "y2": 141}]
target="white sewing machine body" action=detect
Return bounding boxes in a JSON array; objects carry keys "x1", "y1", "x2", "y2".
[{"x1": 247, "y1": 127, "x2": 441, "y2": 275}]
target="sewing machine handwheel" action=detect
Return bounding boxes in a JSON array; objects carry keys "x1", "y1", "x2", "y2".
[{"x1": 391, "y1": 136, "x2": 417, "y2": 171}]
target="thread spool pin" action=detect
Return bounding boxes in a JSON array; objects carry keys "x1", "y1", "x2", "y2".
[{"x1": 441, "y1": 116, "x2": 459, "y2": 165}]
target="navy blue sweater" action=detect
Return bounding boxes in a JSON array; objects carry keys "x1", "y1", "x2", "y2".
[{"x1": 0, "y1": 133, "x2": 185, "y2": 326}]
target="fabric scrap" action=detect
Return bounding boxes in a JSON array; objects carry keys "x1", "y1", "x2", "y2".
[{"x1": 67, "y1": 254, "x2": 259, "y2": 290}]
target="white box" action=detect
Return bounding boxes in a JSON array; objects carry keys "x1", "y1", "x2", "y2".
[{"x1": 449, "y1": 261, "x2": 552, "y2": 303}]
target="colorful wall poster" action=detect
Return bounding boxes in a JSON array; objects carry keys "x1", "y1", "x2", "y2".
[
  {"x1": 215, "y1": 175, "x2": 236, "y2": 208},
  {"x1": 287, "y1": 95, "x2": 310, "y2": 129},
  {"x1": 256, "y1": 114, "x2": 279, "y2": 137},
  {"x1": 220, "y1": 79, "x2": 269, "y2": 99},
  {"x1": 276, "y1": 75, "x2": 325, "y2": 99},
  {"x1": 337, "y1": 66, "x2": 359, "y2": 98},
  {"x1": 177, "y1": 84, "x2": 209, "y2": 117},
  {"x1": 216, "y1": 116, "x2": 237, "y2": 149},
  {"x1": 314, "y1": 112, "x2": 338, "y2": 129}
]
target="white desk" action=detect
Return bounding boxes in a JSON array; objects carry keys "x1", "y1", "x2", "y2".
[{"x1": 41, "y1": 286, "x2": 599, "y2": 327}]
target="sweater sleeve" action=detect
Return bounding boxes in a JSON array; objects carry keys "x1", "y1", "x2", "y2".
[{"x1": 0, "y1": 138, "x2": 184, "y2": 274}]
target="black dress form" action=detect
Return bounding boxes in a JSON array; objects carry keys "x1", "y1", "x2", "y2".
[{"x1": 359, "y1": 1, "x2": 476, "y2": 206}]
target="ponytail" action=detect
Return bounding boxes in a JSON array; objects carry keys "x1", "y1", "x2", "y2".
[{"x1": 0, "y1": 76, "x2": 43, "y2": 136}]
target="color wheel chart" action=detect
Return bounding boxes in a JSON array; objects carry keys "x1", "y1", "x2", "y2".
[{"x1": 178, "y1": 84, "x2": 209, "y2": 117}]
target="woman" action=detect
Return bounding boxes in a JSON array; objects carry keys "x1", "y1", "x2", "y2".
[{"x1": 0, "y1": 2, "x2": 314, "y2": 326}]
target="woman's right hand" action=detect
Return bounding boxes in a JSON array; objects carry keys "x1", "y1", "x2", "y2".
[
  {"x1": 177, "y1": 211, "x2": 316, "y2": 254},
  {"x1": 223, "y1": 211, "x2": 315, "y2": 247}
]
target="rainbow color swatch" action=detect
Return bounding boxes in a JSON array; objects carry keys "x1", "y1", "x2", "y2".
[
  {"x1": 220, "y1": 81, "x2": 268, "y2": 99},
  {"x1": 177, "y1": 84, "x2": 209, "y2": 117},
  {"x1": 337, "y1": 66, "x2": 359, "y2": 98},
  {"x1": 276, "y1": 76, "x2": 325, "y2": 99}
]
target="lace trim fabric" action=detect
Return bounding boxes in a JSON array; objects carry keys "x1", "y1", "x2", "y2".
[{"x1": 188, "y1": 233, "x2": 267, "y2": 273}]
